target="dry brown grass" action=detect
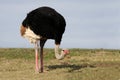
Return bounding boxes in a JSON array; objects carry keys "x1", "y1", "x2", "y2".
[{"x1": 0, "y1": 48, "x2": 120, "y2": 80}]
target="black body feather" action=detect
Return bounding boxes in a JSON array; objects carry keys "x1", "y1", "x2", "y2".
[{"x1": 22, "y1": 6, "x2": 66, "y2": 44}]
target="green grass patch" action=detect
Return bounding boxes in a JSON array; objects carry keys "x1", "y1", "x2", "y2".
[{"x1": 0, "y1": 48, "x2": 120, "y2": 80}]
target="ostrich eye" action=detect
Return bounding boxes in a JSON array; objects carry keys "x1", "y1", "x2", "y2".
[{"x1": 62, "y1": 50, "x2": 65, "y2": 51}]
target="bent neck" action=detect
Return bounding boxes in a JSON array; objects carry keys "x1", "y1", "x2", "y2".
[{"x1": 54, "y1": 44, "x2": 65, "y2": 60}]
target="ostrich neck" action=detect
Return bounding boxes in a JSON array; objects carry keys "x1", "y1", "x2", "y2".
[{"x1": 55, "y1": 44, "x2": 65, "y2": 60}]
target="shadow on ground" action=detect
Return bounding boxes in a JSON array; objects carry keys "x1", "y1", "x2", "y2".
[{"x1": 47, "y1": 63, "x2": 95, "y2": 72}]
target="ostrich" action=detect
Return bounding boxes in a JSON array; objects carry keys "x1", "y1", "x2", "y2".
[{"x1": 20, "y1": 6, "x2": 69, "y2": 72}]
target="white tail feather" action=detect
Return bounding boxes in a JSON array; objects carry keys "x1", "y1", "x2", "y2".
[{"x1": 23, "y1": 27, "x2": 40, "y2": 44}]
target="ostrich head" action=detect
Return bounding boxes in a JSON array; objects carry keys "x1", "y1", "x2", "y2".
[
  {"x1": 61, "y1": 49, "x2": 69, "y2": 55},
  {"x1": 55, "y1": 44, "x2": 69, "y2": 60}
]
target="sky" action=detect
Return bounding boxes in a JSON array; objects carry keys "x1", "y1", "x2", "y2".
[{"x1": 0, "y1": 0, "x2": 120, "y2": 49}]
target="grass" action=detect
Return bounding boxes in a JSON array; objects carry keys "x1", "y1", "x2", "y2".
[{"x1": 0, "y1": 48, "x2": 120, "y2": 80}]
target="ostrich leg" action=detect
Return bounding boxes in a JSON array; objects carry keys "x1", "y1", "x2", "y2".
[
  {"x1": 39, "y1": 39, "x2": 47, "y2": 73},
  {"x1": 35, "y1": 42, "x2": 39, "y2": 72}
]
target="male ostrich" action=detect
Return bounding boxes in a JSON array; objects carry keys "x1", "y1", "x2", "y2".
[{"x1": 20, "y1": 6, "x2": 69, "y2": 72}]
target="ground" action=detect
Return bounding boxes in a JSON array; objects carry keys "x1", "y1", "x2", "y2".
[{"x1": 0, "y1": 48, "x2": 120, "y2": 80}]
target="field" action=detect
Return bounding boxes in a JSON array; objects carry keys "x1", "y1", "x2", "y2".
[{"x1": 0, "y1": 48, "x2": 120, "y2": 80}]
